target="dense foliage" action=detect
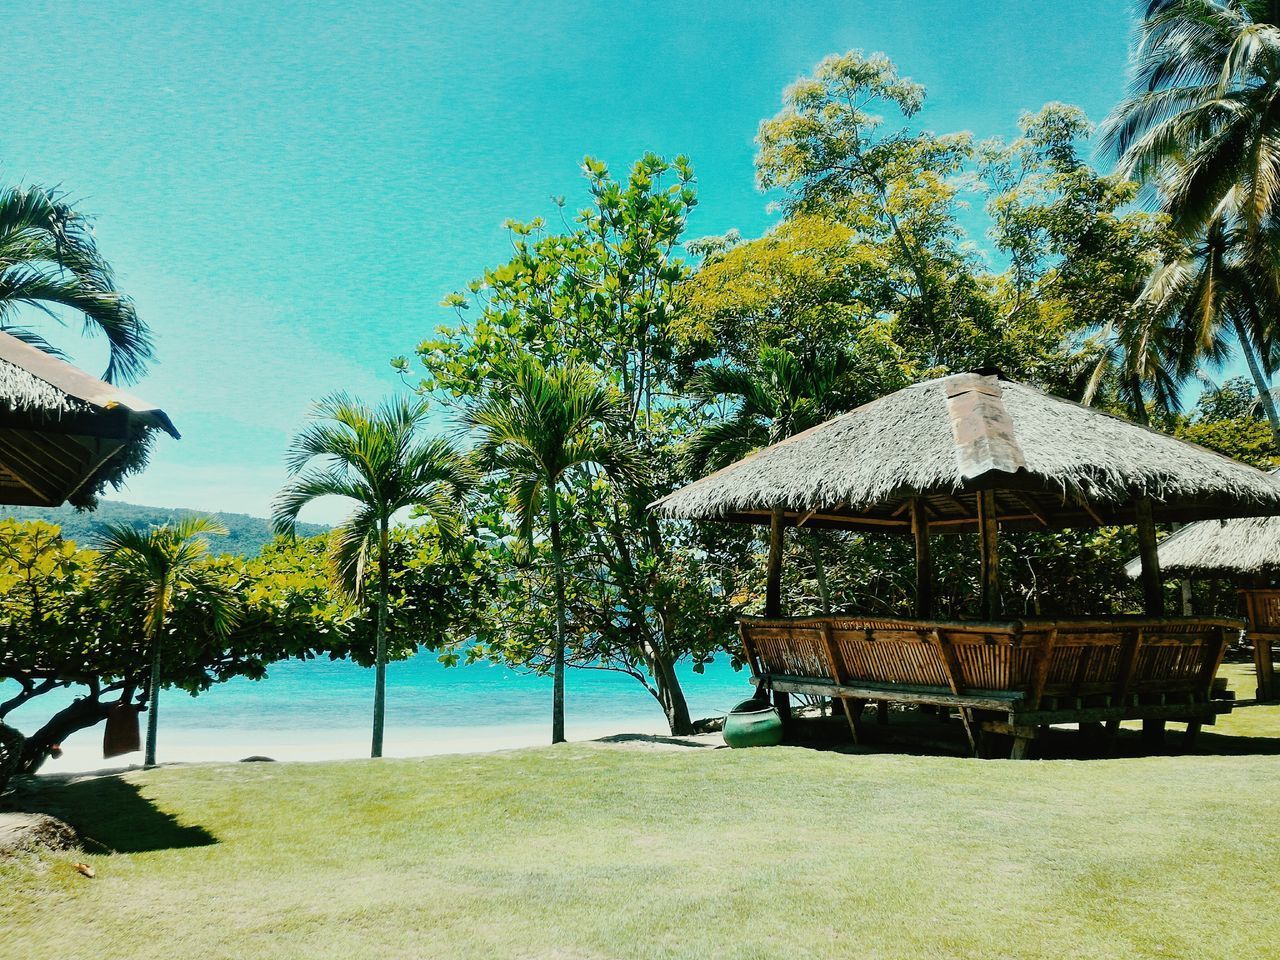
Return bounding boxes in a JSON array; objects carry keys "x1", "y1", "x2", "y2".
[{"x1": 0, "y1": 519, "x2": 486, "y2": 779}]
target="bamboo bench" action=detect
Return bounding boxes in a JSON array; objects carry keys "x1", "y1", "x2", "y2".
[
  {"x1": 740, "y1": 615, "x2": 1243, "y2": 758},
  {"x1": 1240, "y1": 589, "x2": 1280, "y2": 701}
]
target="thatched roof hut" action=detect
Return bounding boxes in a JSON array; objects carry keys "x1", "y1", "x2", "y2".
[
  {"x1": 1123, "y1": 516, "x2": 1280, "y2": 579},
  {"x1": 652, "y1": 371, "x2": 1280, "y2": 533},
  {"x1": 0, "y1": 331, "x2": 178, "y2": 507}
]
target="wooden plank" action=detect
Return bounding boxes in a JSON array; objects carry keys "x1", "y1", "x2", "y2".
[
  {"x1": 1012, "y1": 699, "x2": 1230, "y2": 726},
  {"x1": 1104, "y1": 628, "x2": 1144, "y2": 746},
  {"x1": 751, "y1": 675, "x2": 1023, "y2": 712},
  {"x1": 977, "y1": 490, "x2": 1000, "y2": 619},
  {"x1": 1025, "y1": 628, "x2": 1057, "y2": 711},
  {"x1": 910, "y1": 498, "x2": 933, "y2": 619}
]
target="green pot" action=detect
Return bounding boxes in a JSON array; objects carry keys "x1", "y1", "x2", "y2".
[{"x1": 722, "y1": 698, "x2": 784, "y2": 748}]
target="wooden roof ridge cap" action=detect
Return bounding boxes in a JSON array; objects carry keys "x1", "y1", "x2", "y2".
[
  {"x1": 0, "y1": 331, "x2": 180, "y2": 438},
  {"x1": 944, "y1": 370, "x2": 1028, "y2": 482}
]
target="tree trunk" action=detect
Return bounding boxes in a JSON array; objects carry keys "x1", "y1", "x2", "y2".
[
  {"x1": 371, "y1": 517, "x2": 390, "y2": 759},
  {"x1": 648, "y1": 650, "x2": 693, "y2": 736},
  {"x1": 144, "y1": 588, "x2": 168, "y2": 767},
  {"x1": 1232, "y1": 314, "x2": 1280, "y2": 445},
  {"x1": 548, "y1": 484, "x2": 568, "y2": 744},
  {"x1": 19, "y1": 694, "x2": 115, "y2": 775},
  {"x1": 808, "y1": 530, "x2": 832, "y2": 615}
]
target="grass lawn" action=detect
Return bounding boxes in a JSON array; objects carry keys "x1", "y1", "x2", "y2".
[{"x1": 4, "y1": 663, "x2": 1280, "y2": 960}]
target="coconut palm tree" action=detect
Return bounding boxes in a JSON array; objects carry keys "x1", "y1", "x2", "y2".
[
  {"x1": 1102, "y1": 1, "x2": 1280, "y2": 432},
  {"x1": 1103, "y1": 0, "x2": 1280, "y2": 239},
  {"x1": 95, "y1": 517, "x2": 238, "y2": 766},
  {"x1": 1137, "y1": 213, "x2": 1280, "y2": 436},
  {"x1": 462, "y1": 355, "x2": 643, "y2": 744},
  {"x1": 272, "y1": 394, "x2": 472, "y2": 758},
  {"x1": 0, "y1": 184, "x2": 152, "y2": 383}
]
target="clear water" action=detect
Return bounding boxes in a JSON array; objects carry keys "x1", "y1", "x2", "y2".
[{"x1": 3, "y1": 652, "x2": 754, "y2": 771}]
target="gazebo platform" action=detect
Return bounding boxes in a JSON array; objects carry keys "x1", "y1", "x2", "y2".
[{"x1": 742, "y1": 614, "x2": 1242, "y2": 757}]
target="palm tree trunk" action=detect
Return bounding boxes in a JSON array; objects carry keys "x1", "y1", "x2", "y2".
[
  {"x1": 1231, "y1": 315, "x2": 1280, "y2": 445},
  {"x1": 144, "y1": 641, "x2": 161, "y2": 767},
  {"x1": 372, "y1": 517, "x2": 390, "y2": 759},
  {"x1": 144, "y1": 592, "x2": 167, "y2": 767},
  {"x1": 547, "y1": 484, "x2": 568, "y2": 744}
]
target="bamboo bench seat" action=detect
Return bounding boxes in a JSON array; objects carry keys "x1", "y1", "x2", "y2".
[{"x1": 740, "y1": 614, "x2": 1243, "y2": 756}]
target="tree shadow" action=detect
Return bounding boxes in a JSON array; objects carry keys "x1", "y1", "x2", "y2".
[{"x1": 3, "y1": 773, "x2": 216, "y2": 853}]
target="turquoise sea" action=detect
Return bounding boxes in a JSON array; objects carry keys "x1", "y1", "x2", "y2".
[{"x1": 4, "y1": 652, "x2": 753, "y2": 771}]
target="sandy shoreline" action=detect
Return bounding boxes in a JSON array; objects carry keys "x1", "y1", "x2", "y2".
[{"x1": 35, "y1": 716, "x2": 696, "y2": 774}]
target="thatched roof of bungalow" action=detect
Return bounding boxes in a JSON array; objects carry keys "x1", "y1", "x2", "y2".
[
  {"x1": 1123, "y1": 515, "x2": 1280, "y2": 579},
  {"x1": 0, "y1": 331, "x2": 178, "y2": 507},
  {"x1": 651, "y1": 371, "x2": 1280, "y2": 534}
]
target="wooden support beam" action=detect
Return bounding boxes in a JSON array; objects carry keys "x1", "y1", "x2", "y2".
[
  {"x1": 1135, "y1": 498, "x2": 1164, "y2": 617},
  {"x1": 766, "y1": 506, "x2": 784, "y2": 619},
  {"x1": 1104, "y1": 628, "x2": 1144, "y2": 748},
  {"x1": 910, "y1": 498, "x2": 933, "y2": 619},
  {"x1": 977, "y1": 489, "x2": 1000, "y2": 619}
]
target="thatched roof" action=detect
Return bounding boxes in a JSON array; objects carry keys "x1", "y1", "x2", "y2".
[
  {"x1": 1124, "y1": 516, "x2": 1280, "y2": 579},
  {"x1": 651, "y1": 371, "x2": 1280, "y2": 534},
  {"x1": 0, "y1": 332, "x2": 178, "y2": 507}
]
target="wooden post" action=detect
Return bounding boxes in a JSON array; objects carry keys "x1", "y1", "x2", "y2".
[
  {"x1": 765, "y1": 506, "x2": 785, "y2": 619},
  {"x1": 1135, "y1": 498, "x2": 1164, "y2": 617},
  {"x1": 765, "y1": 506, "x2": 790, "y2": 724},
  {"x1": 910, "y1": 497, "x2": 933, "y2": 619},
  {"x1": 977, "y1": 490, "x2": 1000, "y2": 619}
]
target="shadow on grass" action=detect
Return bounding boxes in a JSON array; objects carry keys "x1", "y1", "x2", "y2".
[
  {"x1": 5, "y1": 773, "x2": 216, "y2": 854},
  {"x1": 782, "y1": 712, "x2": 1280, "y2": 760}
]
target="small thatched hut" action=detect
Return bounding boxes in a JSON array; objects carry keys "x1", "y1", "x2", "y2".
[
  {"x1": 652, "y1": 370, "x2": 1280, "y2": 756},
  {"x1": 0, "y1": 331, "x2": 177, "y2": 508},
  {"x1": 1123, "y1": 514, "x2": 1280, "y2": 700},
  {"x1": 1123, "y1": 516, "x2": 1280, "y2": 580}
]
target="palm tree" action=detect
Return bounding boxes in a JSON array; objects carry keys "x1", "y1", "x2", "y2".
[
  {"x1": 1102, "y1": 1, "x2": 1280, "y2": 433},
  {"x1": 95, "y1": 517, "x2": 238, "y2": 766},
  {"x1": 1104, "y1": 0, "x2": 1280, "y2": 239},
  {"x1": 685, "y1": 346, "x2": 855, "y2": 613},
  {"x1": 0, "y1": 184, "x2": 152, "y2": 383},
  {"x1": 1079, "y1": 301, "x2": 1195, "y2": 426},
  {"x1": 462, "y1": 355, "x2": 643, "y2": 744},
  {"x1": 1138, "y1": 213, "x2": 1280, "y2": 435},
  {"x1": 685, "y1": 345, "x2": 854, "y2": 474},
  {"x1": 272, "y1": 394, "x2": 472, "y2": 758}
]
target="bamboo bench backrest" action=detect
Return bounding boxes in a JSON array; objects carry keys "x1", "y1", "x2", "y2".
[
  {"x1": 1241, "y1": 589, "x2": 1280, "y2": 632},
  {"x1": 740, "y1": 616, "x2": 1239, "y2": 700}
]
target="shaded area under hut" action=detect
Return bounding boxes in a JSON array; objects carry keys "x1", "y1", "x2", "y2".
[
  {"x1": 0, "y1": 331, "x2": 177, "y2": 508},
  {"x1": 652, "y1": 371, "x2": 1280, "y2": 758},
  {"x1": 1124, "y1": 515, "x2": 1280, "y2": 701}
]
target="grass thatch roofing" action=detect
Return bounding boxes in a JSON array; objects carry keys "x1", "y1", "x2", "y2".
[
  {"x1": 0, "y1": 331, "x2": 178, "y2": 507},
  {"x1": 651, "y1": 371, "x2": 1280, "y2": 535},
  {"x1": 1123, "y1": 516, "x2": 1280, "y2": 579}
]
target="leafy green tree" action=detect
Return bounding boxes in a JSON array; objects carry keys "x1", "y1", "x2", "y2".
[
  {"x1": 95, "y1": 517, "x2": 238, "y2": 766},
  {"x1": 273, "y1": 394, "x2": 472, "y2": 758},
  {"x1": 0, "y1": 183, "x2": 152, "y2": 383},
  {"x1": 756, "y1": 50, "x2": 985, "y2": 358},
  {"x1": 463, "y1": 355, "x2": 642, "y2": 743},
  {"x1": 411, "y1": 155, "x2": 733, "y2": 737},
  {"x1": 0, "y1": 523, "x2": 432, "y2": 780}
]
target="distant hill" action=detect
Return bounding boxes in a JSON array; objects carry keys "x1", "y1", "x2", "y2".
[{"x1": 0, "y1": 500, "x2": 330, "y2": 556}]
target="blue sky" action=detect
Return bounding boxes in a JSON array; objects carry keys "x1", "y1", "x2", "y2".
[{"x1": 1, "y1": 1, "x2": 1136, "y2": 523}]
